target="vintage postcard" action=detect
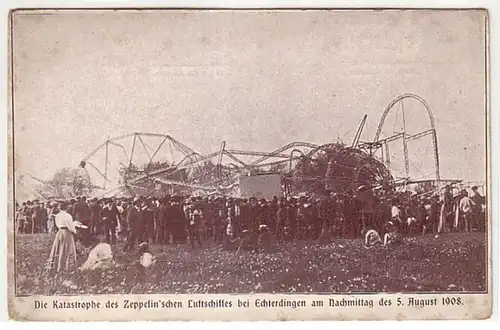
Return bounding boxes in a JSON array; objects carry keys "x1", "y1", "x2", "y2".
[{"x1": 7, "y1": 8, "x2": 492, "y2": 321}]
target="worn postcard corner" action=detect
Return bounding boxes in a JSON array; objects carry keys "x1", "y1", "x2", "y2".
[{"x1": 7, "y1": 8, "x2": 492, "y2": 321}]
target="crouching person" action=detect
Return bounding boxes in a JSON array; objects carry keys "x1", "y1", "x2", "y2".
[
  {"x1": 383, "y1": 221, "x2": 404, "y2": 246},
  {"x1": 138, "y1": 242, "x2": 156, "y2": 268},
  {"x1": 363, "y1": 228, "x2": 383, "y2": 247},
  {"x1": 79, "y1": 234, "x2": 115, "y2": 271}
]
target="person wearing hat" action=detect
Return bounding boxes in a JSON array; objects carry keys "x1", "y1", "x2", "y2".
[
  {"x1": 15, "y1": 202, "x2": 27, "y2": 234},
  {"x1": 101, "y1": 199, "x2": 120, "y2": 245},
  {"x1": 31, "y1": 201, "x2": 42, "y2": 234},
  {"x1": 155, "y1": 198, "x2": 168, "y2": 245},
  {"x1": 424, "y1": 195, "x2": 441, "y2": 235},
  {"x1": 89, "y1": 197, "x2": 102, "y2": 236},
  {"x1": 46, "y1": 202, "x2": 78, "y2": 273},
  {"x1": 73, "y1": 196, "x2": 91, "y2": 230},
  {"x1": 471, "y1": 186, "x2": 485, "y2": 231},
  {"x1": 438, "y1": 187, "x2": 453, "y2": 234},
  {"x1": 44, "y1": 202, "x2": 53, "y2": 233},
  {"x1": 142, "y1": 198, "x2": 156, "y2": 244},
  {"x1": 383, "y1": 221, "x2": 403, "y2": 245},
  {"x1": 455, "y1": 189, "x2": 475, "y2": 232},
  {"x1": 23, "y1": 200, "x2": 34, "y2": 234},
  {"x1": 188, "y1": 205, "x2": 203, "y2": 248},
  {"x1": 123, "y1": 199, "x2": 144, "y2": 253},
  {"x1": 67, "y1": 199, "x2": 76, "y2": 218},
  {"x1": 317, "y1": 194, "x2": 335, "y2": 242},
  {"x1": 212, "y1": 202, "x2": 226, "y2": 244}
]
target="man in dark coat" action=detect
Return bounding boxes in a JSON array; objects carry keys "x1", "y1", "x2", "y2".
[
  {"x1": 67, "y1": 199, "x2": 76, "y2": 218},
  {"x1": 101, "y1": 199, "x2": 120, "y2": 244},
  {"x1": 32, "y1": 201, "x2": 43, "y2": 233},
  {"x1": 155, "y1": 199, "x2": 167, "y2": 244},
  {"x1": 471, "y1": 186, "x2": 485, "y2": 231},
  {"x1": 73, "y1": 196, "x2": 91, "y2": 227},
  {"x1": 275, "y1": 201, "x2": 286, "y2": 240},
  {"x1": 123, "y1": 199, "x2": 144, "y2": 252},
  {"x1": 89, "y1": 198, "x2": 102, "y2": 235},
  {"x1": 142, "y1": 199, "x2": 156, "y2": 244}
]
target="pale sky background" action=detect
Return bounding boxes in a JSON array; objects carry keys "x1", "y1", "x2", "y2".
[{"x1": 12, "y1": 9, "x2": 487, "y2": 190}]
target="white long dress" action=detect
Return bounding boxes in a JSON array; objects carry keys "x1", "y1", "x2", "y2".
[{"x1": 47, "y1": 211, "x2": 77, "y2": 272}]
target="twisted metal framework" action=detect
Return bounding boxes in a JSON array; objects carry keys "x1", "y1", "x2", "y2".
[{"x1": 67, "y1": 93, "x2": 442, "y2": 198}]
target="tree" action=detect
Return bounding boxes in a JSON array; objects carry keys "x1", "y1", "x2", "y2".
[
  {"x1": 41, "y1": 167, "x2": 94, "y2": 198},
  {"x1": 49, "y1": 168, "x2": 75, "y2": 197}
]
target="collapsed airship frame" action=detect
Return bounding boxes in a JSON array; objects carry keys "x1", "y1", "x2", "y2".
[{"x1": 69, "y1": 93, "x2": 441, "y2": 198}]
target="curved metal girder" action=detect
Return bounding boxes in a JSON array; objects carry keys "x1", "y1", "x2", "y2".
[
  {"x1": 374, "y1": 93, "x2": 436, "y2": 141},
  {"x1": 374, "y1": 93, "x2": 440, "y2": 183}
]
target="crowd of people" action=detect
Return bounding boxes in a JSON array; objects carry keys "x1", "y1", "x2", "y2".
[
  {"x1": 16, "y1": 184, "x2": 486, "y2": 250},
  {"x1": 14, "y1": 184, "x2": 486, "y2": 273}
]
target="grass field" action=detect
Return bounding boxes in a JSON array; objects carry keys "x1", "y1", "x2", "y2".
[{"x1": 14, "y1": 232, "x2": 487, "y2": 296}]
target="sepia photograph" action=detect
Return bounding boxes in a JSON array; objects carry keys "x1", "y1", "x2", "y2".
[{"x1": 7, "y1": 8, "x2": 491, "y2": 320}]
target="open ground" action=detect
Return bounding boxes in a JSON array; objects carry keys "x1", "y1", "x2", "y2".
[{"x1": 14, "y1": 232, "x2": 487, "y2": 296}]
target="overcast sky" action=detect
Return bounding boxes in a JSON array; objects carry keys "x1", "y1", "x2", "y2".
[{"x1": 12, "y1": 9, "x2": 487, "y2": 187}]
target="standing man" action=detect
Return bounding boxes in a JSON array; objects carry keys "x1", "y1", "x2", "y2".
[
  {"x1": 471, "y1": 186, "x2": 485, "y2": 231},
  {"x1": 456, "y1": 190, "x2": 476, "y2": 232},
  {"x1": 439, "y1": 187, "x2": 454, "y2": 233},
  {"x1": 188, "y1": 204, "x2": 203, "y2": 248},
  {"x1": 155, "y1": 198, "x2": 167, "y2": 244},
  {"x1": 142, "y1": 198, "x2": 156, "y2": 244},
  {"x1": 89, "y1": 198, "x2": 102, "y2": 235},
  {"x1": 73, "y1": 196, "x2": 91, "y2": 229},
  {"x1": 24, "y1": 201, "x2": 33, "y2": 234},
  {"x1": 15, "y1": 203, "x2": 26, "y2": 234},
  {"x1": 67, "y1": 199, "x2": 76, "y2": 218},
  {"x1": 32, "y1": 201, "x2": 42, "y2": 233},
  {"x1": 102, "y1": 199, "x2": 120, "y2": 244},
  {"x1": 123, "y1": 198, "x2": 143, "y2": 252},
  {"x1": 275, "y1": 201, "x2": 286, "y2": 240}
]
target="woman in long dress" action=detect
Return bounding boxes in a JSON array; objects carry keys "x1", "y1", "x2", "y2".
[{"x1": 47, "y1": 203, "x2": 77, "y2": 273}]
